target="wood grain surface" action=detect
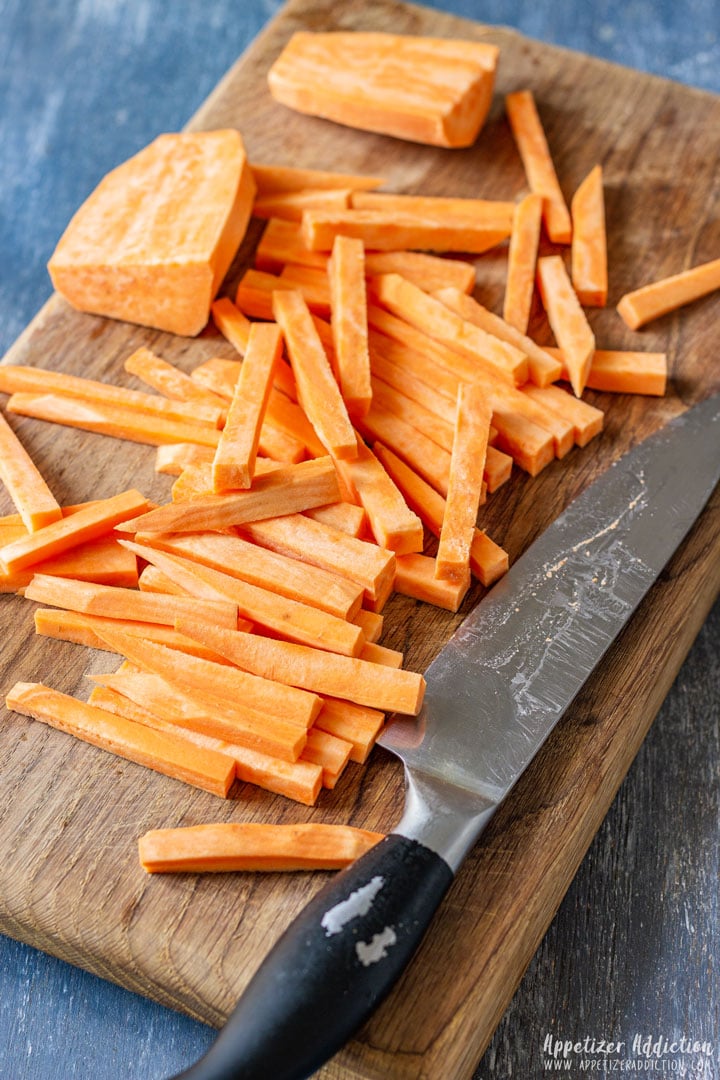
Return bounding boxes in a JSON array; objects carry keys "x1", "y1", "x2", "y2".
[{"x1": 1, "y1": 1, "x2": 719, "y2": 1078}]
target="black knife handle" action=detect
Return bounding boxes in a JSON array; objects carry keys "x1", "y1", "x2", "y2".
[{"x1": 170, "y1": 834, "x2": 453, "y2": 1080}]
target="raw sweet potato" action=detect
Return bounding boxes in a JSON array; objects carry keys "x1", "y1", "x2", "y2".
[
  {"x1": 48, "y1": 130, "x2": 256, "y2": 335},
  {"x1": 268, "y1": 32, "x2": 498, "y2": 148}
]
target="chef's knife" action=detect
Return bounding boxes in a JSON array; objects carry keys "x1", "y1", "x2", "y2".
[{"x1": 174, "y1": 394, "x2": 720, "y2": 1080}]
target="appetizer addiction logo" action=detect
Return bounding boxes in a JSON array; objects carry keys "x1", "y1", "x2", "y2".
[{"x1": 541, "y1": 1032, "x2": 715, "y2": 1074}]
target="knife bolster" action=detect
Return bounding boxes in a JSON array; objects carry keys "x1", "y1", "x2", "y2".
[{"x1": 394, "y1": 766, "x2": 499, "y2": 872}]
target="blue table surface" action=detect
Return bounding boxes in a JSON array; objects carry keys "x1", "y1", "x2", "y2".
[{"x1": 1, "y1": 2, "x2": 718, "y2": 1078}]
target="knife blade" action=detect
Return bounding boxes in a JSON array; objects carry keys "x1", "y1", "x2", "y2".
[{"x1": 173, "y1": 394, "x2": 720, "y2": 1080}]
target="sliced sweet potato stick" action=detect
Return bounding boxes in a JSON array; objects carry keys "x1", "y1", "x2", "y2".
[
  {"x1": 279, "y1": 265, "x2": 332, "y2": 317},
  {"x1": 372, "y1": 273, "x2": 528, "y2": 385},
  {"x1": 255, "y1": 217, "x2": 330, "y2": 273},
  {"x1": 394, "y1": 553, "x2": 470, "y2": 612},
  {"x1": 545, "y1": 347, "x2": 668, "y2": 396},
  {"x1": 436, "y1": 385, "x2": 492, "y2": 582},
  {"x1": 239, "y1": 513, "x2": 395, "y2": 608},
  {"x1": 503, "y1": 192, "x2": 543, "y2": 334},
  {"x1": 536, "y1": 255, "x2": 595, "y2": 397},
  {"x1": 136, "y1": 565, "x2": 184, "y2": 595},
  {"x1": 254, "y1": 187, "x2": 353, "y2": 222},
  {"x1": 130, "y1": 531, "x2": 363, "y2": 620},
  {"x1": 315, "y1": 697, "x2": 384, "y2": 764},
  {"x1": 364, "y1": 251, "x2": 475, "y2": 294},
  {"x1": 155, "y1": 444, "x2": 215, "y2": 476},
  {"x1": 251, "y1": 163, "x2": 385, "y2": 196},
  {"x1": 272, "y1": 289, "x2": 357, "y2": 460},
  {"x1": 115, "y1": 457, "x2": 341, "y2": 535},
  {"x1": 0, "y1": 410, "x2": 62, "y2": 532},
  {"x1": 0, "y1": 500, "x2": 105, "y2": 532},
  {"x1": 265, "y1": 391, "x2": 326, "y2": 459},
  {"x1": 0, "y1": 363, "x2": 223, "y2": 428},
  {"x1": 211, "y1": 296, "x2": 251, "y2": 354},
  {"x1": 328, "y1": 235, "x2": 372, "y2": 418},
  {"x1": 212, "y1": 322, "x2": 282, "y2": 491},
  {"x1": 0, "y1": 536, "x2": 138, "y2": 594},
  {"x1": 93, "y1": 626, "x2": 322, "y2": 728},
  {"x1": 138, "y1": 822, "x2": 384, "y2": 873},
  {"x1": 236, "y1": 268, "x2": 331, "y2": 320},
  {"x1": 33, "y1": 607, "x2": 246, "y2": 659},
  {"x1": 174, "y1": 618, "x2": 426, "y2": 716},
  {"x1": 302, "y1": 209, "x2": 510, "y2": 255},
  {"x1": 351, "y1": 609, "x2": 384, "y2": 644},
  {"x1": 124, "y1": 347, "x2": 228, "y2": 411},
  {"x1": 0, "y1": 488, "x2": 149, "y2": 574},
  {"x1": 191, "y1": 358, "x2": 241, "y2": 401},
  {"x1": 118, "y1": 540, "x2": 364, "y2": 657},
  {"x1": 89, "y1": 670, "x2": 307, "y2": 762},
  {"x1": 505, "y1": 89, "x2": 572, "y2": 244},
  {"x1": 360, "y1": 642, "x2": 403, "y2": 668},
  {"x1": 334, "y1": 437, "x2": 423, "y2": 555},
  {"x1": 190, "y1": 355, "x2": 318, "y2": 456},
  {"x1": 351, "y1": 192, "x2": 515, "y2": 226},
  {"x1": 433, "y1": 285, "x2": 562, "y2": 388},
  {"x1": 617, "y1": 256, "x2": 720, "y2": 329},
  {"x1": 24, "y1": 573, "x2": 239, "y2": 630},
  {"x1": 305, "y1": 501, "x2": 366, "y2": 537},
  {"x1": 373, "y1": 443, "x2": 508, "y2": 587},
  {"x1": 571, "y1": 165, "x2": 608, "y2": 307},
  {"x1": 170, "y1": 459, "x2": 285, "y2": 502},
  {"x1": 522, "y1": 384, "x2": 604, "y2": 447},
  {"x1": 6, "y1": 682, "x2": 235, "y2": 798},
  {"x1": 89, "y1": 684, "x2": 322, "y2": 806},
  {"x1": 302, "y1": 728, "x2": 353, "y2": 788},
  {"x1": 6, "y1": 393, "x2": 222, "y2": 449}
]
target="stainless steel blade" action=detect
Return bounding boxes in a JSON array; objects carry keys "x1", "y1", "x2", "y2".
[{"x1": 381, "y1": 395, "x2": 720, "y2": 868}]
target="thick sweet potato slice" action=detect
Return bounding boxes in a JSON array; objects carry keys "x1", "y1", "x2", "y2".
[
  {"x1": 48, "y1": 130, "x2": 255, "y2": 335},
  {"x1": 268, "y1": 32, "x2": 498, "y2": 148}
]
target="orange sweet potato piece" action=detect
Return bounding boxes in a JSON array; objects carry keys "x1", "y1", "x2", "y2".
[
  {"x1": 334, "y1": 437, "x2": 424, "y2": 556},
  {"x1": 503, "y1": 193, "x2": 543, "y2": 334},
  {"x1": 115, "y1": 457, "x2": 340, "y2": 535},
  {"x1": 571, "y1": 165, "x2": 608, "y2": 307},
  {"x1": 175, "y1": 618, "x2": 426, "y2": 716},
  {"x1": 0, "y1": 489, "x2": 150, "y2": 574},
  {"x1": 536, "y1": 256, "x2": 595, "y2": 397},
  {"x1": 213, "y1": 322, "x2": 282, "y2": 491},
  {"x1": 0, "y1": 410, "x2": 62, "y2": 532},
  {"x1": 617, "y1": 257, "x2": 720, "y2": 329},
  {"x1": 253, "y1": 187, "x2": 353, "y2": 222},
  {"x1": 48, "y1": 130, "x2": 256, "y2": 336},
  {"x1": 272, "y1": 290, "x2": 357, "y2": 460},
  {"x1": 328, "y1": 236, "x2": 372, "y2": 418},
  {"x1": 6, "y1": 682, "x2": 235, "y2": 797},
  {"x1": 268, "y1": 32, "x2": 498, "y2": 148},
  {"x1": 505, "y1": 90, "x2": 572, "y2": 244},
  {"x1": 251, "y1": 164, "x2": 385, "y2": 196},
  {"x1": 90, "y1": 683, "x2": 322, "y2": 806},
  {"x1": 436, "y1": 385, "x2": 492, "y2": 582},
  {"x1": 394, "y1": 553, "x2": 470, "y2": 612},
  {"x1": 138, "y1": 822, "x2": 384, "y2": 873}
]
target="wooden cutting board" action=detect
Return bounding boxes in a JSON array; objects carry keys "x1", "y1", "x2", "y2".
[{"x1": 1, "y1": 1, "x2": 719, "y2": 1077}]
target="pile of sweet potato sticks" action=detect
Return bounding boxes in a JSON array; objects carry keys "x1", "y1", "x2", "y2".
[{"x1": 2, "y1": 73, "x2": 718, "y2": 873}]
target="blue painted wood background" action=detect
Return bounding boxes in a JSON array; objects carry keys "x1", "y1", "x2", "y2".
[{"x1": 1, "y1": 2, "x2": 718, "y2": 1077}]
